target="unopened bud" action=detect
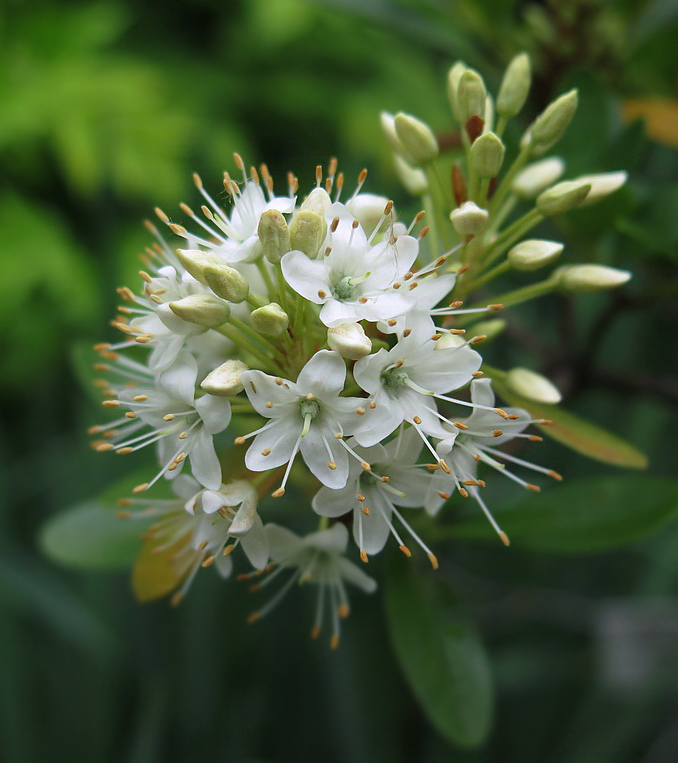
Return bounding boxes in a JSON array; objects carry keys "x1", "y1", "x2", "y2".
[
  {"x1": 456, "y1": 69, "x2": 487, "y2": 126},
  {"x1": 380, "y1": 111, "x2": 405, "y2": 154},
  {"x1": 447, "y1": 61, "x2": 468, "y2": 121},
  {"x1": 176, "y1": 249, "x2": 226, "y2": 285},
  {"x1": 536, "y1": 180, "x2": 591, "y2": 216},
  {"x1": 251, "y1": 302, "x2": 289, "y2": 335},
  {"x1": 327, "y1": 323, "x2": 372, "y2": 360},
  {"x1": 289, "y1": 210, "x2": 327, "y2": 258},
  {"x1": 497, "y1": 53, "x2": 531, "y2": 118},
  {"x1": 575, "y1": 171, "x2": 628, "y2": 206},
  {"x1": 201, "y1": 359, "x2": 249, "y2": 396},
  {"x1": 346, "y1": 194, "x2": 392, "y2": 236},
  {"x1": 203, "y1": 263, "x2": 249, "y2": 303},
  {"x1": 506, "y1": 367, "x2": 562, "y2": 404},
  {"x1": 301, "y1": 187, "x2": 333, "y2": 216},
  {"x1": 467, "y1": 319, "x2": 506, "y2": 343},
  {"x1": 508, "y1": 239, "x2": 564, "y2": 271},
  {"x1": 450, "y1": 201, "x2": 489, "y2": 236},
  {"x1": 169, "y1": 294, "x2": 230, "y2": 327},
  {"x1": 394, "y1": 155, "x2": 428, "y2": 196},
  {"x1": 394, "y1": 112, "x2": 439, "y2": 167},
  {"x1": 523, "y1": 89, "x2": 578, "y2": 156},
  {"x1": 557, "y1": 264, "x2": 632, "y2": 293},
  {"x1": 258, "y1": 209, "x2": 291, "y2": 264},
  {"x1": 512, "y1": 157, "x2": 565, "y2": 198},
  {"x1": 470, "y1": 131, "x2": 505, "y2": 178}
]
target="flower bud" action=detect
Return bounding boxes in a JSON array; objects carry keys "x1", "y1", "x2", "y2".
[
  {"x1": 523, "y1": 89, "x2": 578, "y2": 156},
  {"x1": 301, "y1": 187, "x2": 333, "y2": 216},
  {"x1": 393, "y1": 112, "x2": 439, "y2": 167},
  {"x1": 575, "y1": 171, "x2": 628, "y2": 206},
  {"x1": 346, "y1": 194, "x2": 392, "y2": 237},
  {"x1": 508, "y1": 239, "x2": 564, "y2": 271},
  {"x1": 169, "y1": 294, "x2": 231, "y2": 327},
  {"x1": 200, "y1": 359, "x2": 249, "y2": 396},
  {"x1": 327, "y1": 322, "x2": 372, "y2": 360},
  {"x1": 289, "y1": 210, "x2": 327, "y2": 258},
  {"x1": 512, "y1": 157, "x2": 565, "y2": 198},
  {"x1": 380, "y1": 111, "x2": 405, "y2": 154},
  {"x1": 496, "y1": 53, "x2": 531, "y2": 118},
  {"x1": 447, "y1": 61, "x2": 468, "y2": 121},
  {"x1": 470, "y1": 131, "x2": 505, "y2": 178},
  {"x1": 450, "y1": 201, "x2": 489, "y2": 236},
  {"x1": 456, "y1": 69, "x2": 487, "y2": 126},
  {"x1": 393, "y1": 155, "x2": 428, "y2": 196},
  {"x1": 556, "y1": 264, "x2": 632, "y2": 293},
  {"x1": 467, "y1": 318, "x2": 506, "y2": 343},
  {"x1": 251, "y1": 302, "x2": 289, "y2": 335},
  {"x1": 506, "y1": 367, "x2": 562, "y2": 404},
  {"x1": 258, "y1": 209, "x2": 291, "y2": 264},
  {"x1": 536, "y1": 180, "x2": 591, "y2": 216},
  {"x1": 203, "y1": 262, "x2": 249, "y2": 303},
  {"x1": 175, "y1": 249, "x2": 226, "y2": 285}
]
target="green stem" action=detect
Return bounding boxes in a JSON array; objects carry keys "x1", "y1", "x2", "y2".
[
  {"x1": 488, "y1": 146, "x2": 530, "y2": 218},
  {"x1": 494, "y1": 114, "x2": 508, "y2": 139},
  {"x1": 421, "y1": 192, "x2": 441, "y2": 260},
  {"x1": 465, "y1": 259, "x2": 512, "y2": 293},
  {"x1": 214, "y1": 323, "x2": 279, "y2": 373},
  {"x1": 425, "y1": 165, "x2": 453, "y2": 254},
  {"x1": 229, "y1": 315, "x2": 287, "y2": 364},
  {"x1": 257, "y1": 258, "x2": 277, "y2": 300},
  {"x1": 486, "y1": 194, "x2": 517, "y2": 237}
]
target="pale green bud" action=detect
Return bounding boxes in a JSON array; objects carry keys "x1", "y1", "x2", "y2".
[
  {"x1": 251, "y1": 302, "x2": 289, "y2": 335},
  {"x1": 508, "y1": 239, "x2": 564, "y2": 271},
  {"x1": 175, "y1": 249, "x2": 226, "y2": 285},
  {"x1": 512, "y1": 157, "x2": 565, "y2": 198},
  {"x1": 393, "y1": 155, "x2": 428, "y2": 196},
  {"x1": 301, "y1": 187, "x2": 333, "y2": 216},
  {"x1": 450, "y1": 201, "x2": 489, "y2": 236},
  {"x1": 380, "y1": 111, "x2": 405, "y2": 154},
  {"x1": 289, "y1": 210, "x2": 327, "y2": 258},
  {"x1": 346, "y1": 194, "x2": 392, "y2": 237},
  {"x1": 523, "y1": 89, "x2": 578, "y2": 156},
  {"x1": 556, "y1": 264, "x2": 632, "y2": 293},
  {"x1": 506, "y1": 367, "x2": 562, "y2": 404},
  {"x1": 536, "y1": 180, "x2": 591, "y2": 216},
  {"x1": 393, "y1": 112, "x2": 439, "y2": 167},
  {"x1": 467, "y1": 318, "x2": 506, "y2": 343},
  {"x1": 447, "y1": 61, "x2": 468, "y2": 121},
  {"x1": 327, "y1": 322, "x2": 372, "y2": 360},
  {"x1": 169, "y1": 293, "x2": 230, "y2": 327},
  {"x1": 483, "y1": 95, "x2": 495, "y2": 133},
  {"x1": 257, "y1": 209, "x2": 291, "y2": 264},
  {"x1": 497, "y1": 53, "x2": 531, "y2": 118},
  {"x1": 203, "y1": 263, "x2": 249, "y2": 303},
  {"x1": 200, "y1": 359, "x2": 249, "y2": 396},
  {"x1": 575, "y1": 171, "x2": 628, "y2": 206},
  {"x1": 456, "y1": 69, "x2": 487, "y2": 126},
  {"x1": 470, "y1": 131, "x2": 505, "y2": 178}
]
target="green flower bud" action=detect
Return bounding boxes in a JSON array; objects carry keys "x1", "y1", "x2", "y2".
[
  {"x1": 301, "y1": 187, "x2": 333, "y2": 216},
  {"x1": 496, "y1": 53, "x2": 531, "y2": 118},
  {"x1": 506, "y1": 367, "x2": 562, "y2": 404},
  {"x1": 175, "y1": 249, "x2": 226, "y2": 285},
  {"x1": 327, "y1": 322, "x2": 372, "y2": 360},
  {"x1": 523, "y1": 89, "x2": 578, "y2": 156},
  {"x1": 508, "y1": 239, "x2": 564, "y2": 271},
  {"x1": 393, "y1": 155, "x2": 428, "y2": 196},
  {"x1": 203, "y1": 263, "x2": 249, "y2": 303},
  {"x1": 251, "y1": 302, "x2": 289, "y2": 336},
  {"x1": 169, "y1": 294, "x2": 230, "y2": 327},
  {"x1": 456, "y1": 69, "x2": 487, "y2": 126},
  {"x1": 470, "y1": 131, "x2": 505, "y2": 178},
  {"x1": 200, "y1": 359, "x2": 249, "y2": 396},
  {"x1": 393, "y1": 112, "x2": 439, "y2": 167},
  {"x1": 289, "y1": 210, "x2": 327, "y2": 258},
  {"x1": 450, "y1": 201, "x2": 489, "y2": 236},
  {"x1": 447, "y1": 61, "x2": 468, "y2": 121},
  {"x1": 258, "y1": 209, "x2": 291, "y2": 264},
  {"x1": 575, "y1": 171, "x2": 628, "y2": 206},
  {"x1": 380, "y1": 111, "x2": 405, "y2": 154},
  {"x1": 536, "y1": 180, "x2": 591, "y2": 216},
  {"x1": 467, "y1": 318, "x2": 506, "y2": 343},
  {"x1": 556, "y1": 264, "x2": 632, "y2": 293},
  {"x1": 512, "y1": 157, "x2": 565, "y2": 198}
]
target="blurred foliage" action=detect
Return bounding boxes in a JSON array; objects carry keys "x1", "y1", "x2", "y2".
[{"x1": 2, "y1": 0, "x2": 678, "y2": 760}]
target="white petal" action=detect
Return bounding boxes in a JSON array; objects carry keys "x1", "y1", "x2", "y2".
[
  {"x1": 157, "y1": 351, "x2": 198, "y2": 405},
  {"x1": 300, "y1": 424, "x2": 349, "y2": 489},
  {"x1": 470, "y1": 378, "x2": 496, "y2": 409},
  {"x1": 319, "y1": 298, "x2": 362, "y2": 327},
  {"x1": 296, "y1": 350, "x2": 346, "y2": 398},
  {"x1": 411, "y1": 345, "x2": 482, "y2": 393},
  {"x1": 172, "y1": 474, "x2": 202, "y2": 501},
  {"x1": 265, "y1": 523, "x2": 304, "y2": 562},
  {"x1": 281, "y1": 251, "x2": 329, "y2": 303},
  {"x1": 337, "y1": 556, "x2": 377, "y2": 593},
  {"x1": 240, "y1": 513, "x2": 269, "y2": 570},
  {"x1": 304, "y1": 522, "x2": 349, "y2": 553},
  {"x1": 354, "y1": 486, "x2": 392, "y2": 554},
  {"x1": 353, "y1": 348, "x2": 389, "y2": 394},
  {"x1": 351, "y1": 393, "x2": 402, "y2": 447},
  {"x1": 214, "y1": 554, "x2": 233, "y2": 578},
  {"x1": 148, "y1": 334, "x2": 187, "y2": 372},
  {"x1": 245, "y1": 421, "x2": 300, "y2": 471},
  {"x1": 312, "y1": 483, "x2": 360, "y2": 518},
  {"x1": 194, "y1": 394, "x2": 232, "y2": 434},
  {"x1": 188, "y1": 427, "x2": 222, "y2": 490},
  {"x1": 201, "y1": 489, "x2": 226, "y2": 514},
  {"x1": 240, "y1": 370, "x2": 298, "y2": 416}
]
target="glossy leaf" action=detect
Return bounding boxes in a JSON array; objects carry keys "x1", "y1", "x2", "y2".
[
  {"x1": 449, "y1": 475, "x2": 678, "y2": 553},
  {"x1": 385, "y1": 557, "x2": 493, "y2": 748}
]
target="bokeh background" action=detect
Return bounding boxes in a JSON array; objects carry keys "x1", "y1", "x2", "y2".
[{"x1": 2, "y1": 0, "x2": 678, "y2": 760}]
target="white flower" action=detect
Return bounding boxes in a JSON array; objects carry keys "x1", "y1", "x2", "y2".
[
  {"x1": 281, "y1": 202, "x2": 418, "y2": 327},
  {"x1": 238, "y1": 350, "x2": 388, "y2": 493},
  {"x1": 313, "y1": 428, "x2": 437, "y2": 565},
  {"x1": 119, "y1": 475, "x2": 268, "y2": 605},
  {"x1": 96, "y1": 351, "x2": 231, "y2": 491},
  {"x1": 245, "y1": 522, "x2": 376, "y2": 648}
]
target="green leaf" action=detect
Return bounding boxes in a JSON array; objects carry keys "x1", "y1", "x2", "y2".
[
  {"x1": 449, "y1": 475, "x2": 678, "y2": 553},
  {"x1": 485, "y1": 371, "x2": 648, "y2": 469},
  {"x1": 39, "y1": 501, "x2": 150, "y2": 571},
  {"x1": 385, "y1": 558, "x2": 493, "y2": 748}
]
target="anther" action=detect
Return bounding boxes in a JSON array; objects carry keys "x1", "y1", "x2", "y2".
[
  {"x1": 499, "y1": 532, "x2": 510, "y2": 547},
  {"x1": 526, "y1": 484, "x2": 541, "y2": 492},
  {"x1": 459, "y1": 488, "x2": 469, "y2": 497},
  {"x1": 234, "y1": 436, "x2": 245, "y2": 445},
  {"x1": 360, "y1": 550, "x2": 369, "y2": 563},
  {"x1": 179, "y1": 202, "x2": 194, "y2": 216},
  {"x1": 440, "y1": 459, "x2": 452, "y2": 475},
  {"x1": 328, "y1": 461, "x2": 336, "y2": 470},
  {"x1": 472, "y1": 371, "x2": 484, "y2": 378},
  {"x1": 387, "y1": 319, "x2": 397, "y2": 327},
  {"x1": 399, "y1": 545, "x2": 412, "y2": 558},
  {"x1": 358, "y1": 297, "x2": 368, "y2": 304},
  {"x1": 330, "y1": 634, "x2": 340, "y2": 650},
  {"x1": 272, "y1": 488, "x2": 285, "y2": 498},
  {"x1": 428, "y1": 553, "x2": 439, "y2": 570},
  {"x1": 355, "y1": 407, "x2": 365, "y2": 415},
  {"x1": 133, "y1": 395, "x2": 148, "y2": 402},
  {"x1": 132, "y1": 483, "x2": 148, "y2": 494},
  {"x1": 116, "y1": 447, "x2": 134, "y2": 455},
  {"x1": 361, "y1": 462, "x2": 371, "y2": 472},
  {"x1": 318, "y1": 290, "x2": 327, "y2": 299},
  {"x1": 96, "y1": 443, "x2": 114, "y2": 452},
  {"x1": 454, "y1": 422, "x2": 468, "y2": 430},
  {"x1": 369, "y1": 402, "x2": 376, "y2": 409},
  {"x1": 275, "y1": 377, "x2": 283, "y2": 386},
  {"x1": 330, "y1": 217, "x2": 340, "y2": 233},
  {"x1": 266, "y1": 401, "x2": 273, "y2": 408},
  {"x1": 493, "y1": 430, "x2": 503, "y2": 437},
  {"x1": 311, "y1": 625, "x2": 321, "y2": 640},
  {"x1": 261, "y1": 448, "x2": 271, "y2": 456},
  {"x1": 489, "y1": 303, "x2": 504, "y2": 311},
  {"x1": 413, "y1": 416, "x2": 422, "y2": 424},
  {"x1": 125, "y1": 412, "x2": 137, "y2": 419},
  {"x1": 154, "y1": 207, "x2": 169, "y2": 223},
  {"x1": 362, "y1": 506, "x2": 370, "y2": 515},
  {"x1": 471, "y1": 335, "x2": 487, "y2": 344},
  {"x1": 393, "y1": 283, "x2": 401, "y2": 289},
  {"x1": 529, "y1": 435, "x2": 543, "y2": 442},
  {"x1": 438, "y1": 491, "x2": 450, "y2": 499},
  {"x1": 163, "y1": 414, "x2": 175, "y2": 421},
  {"x1": 338, "y1": 604, "x2": 349, "y2": 619},
  {"x1": 431, "y1": 333, "x2": 441, "y2": 340},
  {"x1": 403, "y1": 329, "x2": 412, "y2": 338},
  {"x1": 102, "y1": 400, "x2": 120, "y2": 408},
  {"x1": 247, "y1": 613, "x2": 260, "y2": 625},
  {"x1": 494, "y1": 408, "x2": 510, "y2": 420},
  {"x1": 419, "y1": 226, "x2": 430, "y2": 239},
  {"x1": 548, "y1": 470, "x2": 563, "y2": 481},
  {"x1": 408, "y1": 282, "x2": 418, "y2": 291}
]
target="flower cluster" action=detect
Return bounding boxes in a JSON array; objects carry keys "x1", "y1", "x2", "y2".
[{"x1": 91, "y1": 54, "x2": 631, "y2": 646}]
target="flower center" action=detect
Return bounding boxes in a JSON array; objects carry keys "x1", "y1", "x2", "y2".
[
  {"x1": 331, "y1": 272, "x2": 371, "y2": 301},
  {"x1": 381, "y1": 366, "x2": 408, "y2": 390},
  {"x1": 299, "y1": 397, "x2": 320, "y2": 437}
]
